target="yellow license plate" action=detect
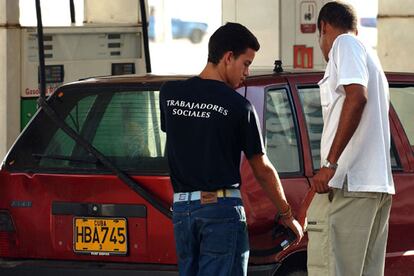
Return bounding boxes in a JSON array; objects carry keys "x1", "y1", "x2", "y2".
[{"x1": 73, "y1": 217, "x2": 127, "y2": 255}]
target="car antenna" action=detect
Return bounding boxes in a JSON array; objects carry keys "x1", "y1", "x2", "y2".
[{"x1": 273, "y1": 60, "x2": 284, "y2": 73}]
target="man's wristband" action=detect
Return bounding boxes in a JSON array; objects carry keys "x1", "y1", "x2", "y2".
[{"x1": 279, "y1": 205, "x2": 293, "y2": 219}]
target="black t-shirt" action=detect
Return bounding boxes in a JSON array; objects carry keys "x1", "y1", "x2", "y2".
[{"x1": 160, "y1": 76, "x2": 264, "y2": 192}]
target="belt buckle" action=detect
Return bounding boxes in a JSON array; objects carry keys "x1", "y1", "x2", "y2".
[
  {"x1": 216, "y1": 189, "x2": 226, "y2": 197},
  {"x1": 178, "y1": 193, "x2": 188, "y2": 201},
  {"x1": 200, "y1": 191, "x2": 218, "y2": 204}
]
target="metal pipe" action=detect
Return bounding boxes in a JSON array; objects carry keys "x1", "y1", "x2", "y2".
[
  {"x1": 70, "y1": 0, "x2": 76, "y2": 24},
  {"x1": 139, "y1": 0, "x2": 152, "y2": 73},
  {"x1": 35, "y1": 0, "x2": 46, "y2": 100}
]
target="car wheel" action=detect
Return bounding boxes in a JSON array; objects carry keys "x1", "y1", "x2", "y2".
[
  {"x1": 190, "y1": 29, "x2": 203, "y2": 43},
  {"x1": 274, "y1": 268, "x2": 307, "y2": 276}
]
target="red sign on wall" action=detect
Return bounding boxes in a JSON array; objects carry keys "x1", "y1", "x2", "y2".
[{"x1": 294, "y1": 45, "x2": 313, "y2": 69}]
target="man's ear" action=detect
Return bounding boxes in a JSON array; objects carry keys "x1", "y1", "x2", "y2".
[
  {"x1": 320, "y1": 21, "x2": 327, "y2": 35},
  {"x1": 222, "y1": 51, "x2": 234, "y2": 65}
]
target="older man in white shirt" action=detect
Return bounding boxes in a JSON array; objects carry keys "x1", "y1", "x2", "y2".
[{"x1": 307, "y1": 2, "x2": 394, "y2": 276}]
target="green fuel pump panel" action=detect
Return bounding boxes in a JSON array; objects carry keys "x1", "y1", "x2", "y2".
[{"x1": 21, "y1": 98, "x2": 38, "y2": 129}]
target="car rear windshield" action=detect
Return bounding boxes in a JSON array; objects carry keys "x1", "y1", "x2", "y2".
[{"x1": 5, "y1": 84, "x2": 168, "y2": 174}]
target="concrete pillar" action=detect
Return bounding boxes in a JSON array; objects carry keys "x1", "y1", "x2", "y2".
[
  {"x1": 378, "y1": 0, "x2": 414, "y2": 72},
  {"x1": 84, "y1": 0, "x2": 140, "y2": 24},
  {"x1": 150, "y1": 0, "x2": 173, "y2": 42},
  {"x1": 0, "y1": 0, "x2": 20, "y2": 160}
]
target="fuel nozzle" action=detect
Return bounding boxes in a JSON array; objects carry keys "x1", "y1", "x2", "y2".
[
  {"x1": 280, "y1": 227, "x2": 297, "y2": 250},
  {"x1": 272, "y1": 213, "x2": 297, "y2": 251}
]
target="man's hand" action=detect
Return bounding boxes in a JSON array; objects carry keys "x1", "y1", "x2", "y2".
[
  {"x1": 312, "y1": 167, "x2": 336, "y2": 193},
  {"x1": 281, "y1": 216, "x2": 304, "y2": 245}
]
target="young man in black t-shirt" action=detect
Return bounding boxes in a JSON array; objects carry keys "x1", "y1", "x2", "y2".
[{"x1": 160, "y1": 22, "x2": 303, "y2": 276}]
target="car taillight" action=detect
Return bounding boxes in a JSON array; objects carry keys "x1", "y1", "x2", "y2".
[
  {"x1": 0, "y1": 211, "x2": 16, "y2": 256},
  {"x1": 0, "y1": 211, "x2": 15, "y2": 232}
]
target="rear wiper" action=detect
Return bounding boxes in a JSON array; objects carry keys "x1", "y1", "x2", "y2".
[
  {"x1": 37, "y1": 96, "x2": 173, "y2": 219},
  {"x1": 32, "y1": 153, "x2": 99, "y2": 164}
]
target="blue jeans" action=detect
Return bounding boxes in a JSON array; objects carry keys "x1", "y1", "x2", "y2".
[{"x1": 172, "y1": 198, "x2": 249, "y2": 276}]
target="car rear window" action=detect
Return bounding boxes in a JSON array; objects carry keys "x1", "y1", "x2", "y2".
[
  {"x1": 5, "y1": 85, "x2": 168, "y2": 174},
  {"x1": 298, "y1": 86, "x2": 401, "y2": 170}
]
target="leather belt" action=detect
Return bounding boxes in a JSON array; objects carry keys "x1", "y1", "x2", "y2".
[{"x1": 173, "y1": 189, "x2": 241, "y2": 203}]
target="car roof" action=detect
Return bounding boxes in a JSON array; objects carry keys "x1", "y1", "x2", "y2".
[
  {"x1": 67, "y1": 74, "x2": 191, "y2": 85},
  {"x1": 61, "y1": 69, "x2": 325, "y2": 87},
  {"x1": 60, "y1": 69, "x2": 414, "y2": 89}
]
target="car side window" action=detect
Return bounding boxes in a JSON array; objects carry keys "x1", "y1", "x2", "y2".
[
  {"x1": 390, "y1": 85, "x2": 414, "y2": 152},
  {"x1": 298, "y1": 86, "x2": 401, "y2": 170},
  {"x1": 297, "y1": 87, "x2": 323, "y2": 169},
  {"x1": 265, "y1": 87, "x2": 300, "y2": 173}
]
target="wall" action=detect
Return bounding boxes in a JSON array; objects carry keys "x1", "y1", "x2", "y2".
[
  {"x1": 378, "y1": 0, "x2": 414, "y2": 72},
  {"x1": 0, "y1": 0, "x2": 20, "y2": 161},
  {"x1": 84, "y1": 0, "x2": 141, "y2": 24},
  {"x1": 222, "y1": 0, "x2": 280, "y2": 70}
]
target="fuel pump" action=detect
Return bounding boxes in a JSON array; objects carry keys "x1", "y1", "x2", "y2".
[{"x1": 23, "y1": 0, "x2": 150, "y2": 129}]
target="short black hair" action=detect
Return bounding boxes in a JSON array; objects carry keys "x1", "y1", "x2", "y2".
[
  {"x1": 207, "y1": 22, "x2": 260, "y2": 64},
  {"x1": 317, "y1": 1, "x2": 357, "y2": 33}
]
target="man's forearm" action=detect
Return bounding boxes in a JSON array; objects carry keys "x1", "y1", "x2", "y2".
[
  {"x1": 327, "y1": 84, "x2": 367, "y2": 163},
  {"x1": 250, "y1": 156, "x2": 290, "y2": 213}
]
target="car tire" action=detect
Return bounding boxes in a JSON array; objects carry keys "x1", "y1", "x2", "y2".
[
  {"x1": 190, "y1": 29, "x2": 203, "y2": 43},
  {"x1": 274, "y1": 268, "x2": 307, "y2": 276},
  {"x1": 273, "y1": 254, "x2": 307, "y2": 276}
]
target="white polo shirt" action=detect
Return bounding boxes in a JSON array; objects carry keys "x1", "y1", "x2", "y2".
[{"x1": 319, "y1": 34, "x2": 395, "y2": 194}]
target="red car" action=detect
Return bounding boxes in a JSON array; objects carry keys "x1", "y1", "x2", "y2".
[{"x1": 1, "y1": 70, "x2": 413, "y2": 275}]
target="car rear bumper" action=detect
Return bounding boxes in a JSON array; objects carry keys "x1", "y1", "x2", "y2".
[{"x1": 0, "y1": 259, "x2": 279, "y2": 276}]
